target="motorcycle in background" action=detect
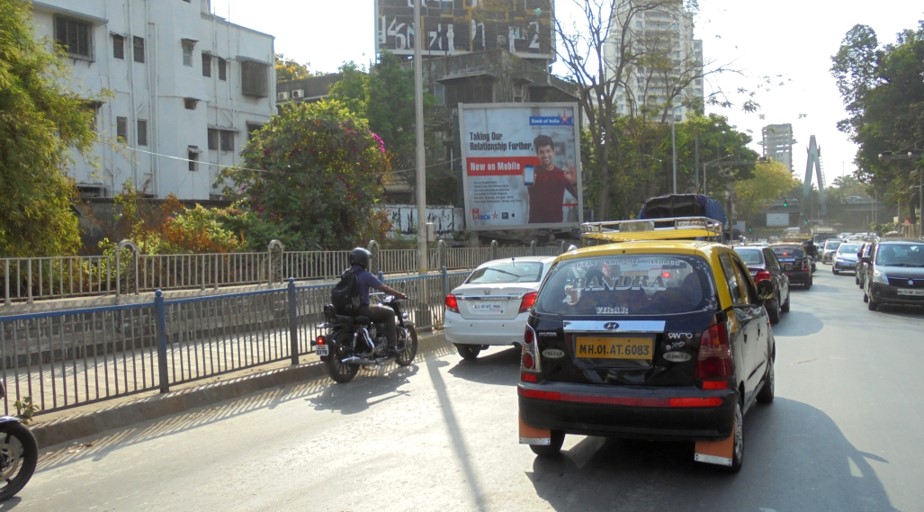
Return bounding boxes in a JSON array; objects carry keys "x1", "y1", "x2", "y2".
[
  {"x1": 0, "y1": 382, "x2": 38, "y2": 501},
  {"x1": 315, "y1": 295, "x2": 418, "y2": 383}
]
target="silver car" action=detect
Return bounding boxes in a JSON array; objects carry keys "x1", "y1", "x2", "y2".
[{"x1": 821, "y1": 239, "x2": 842, "y2": 264}]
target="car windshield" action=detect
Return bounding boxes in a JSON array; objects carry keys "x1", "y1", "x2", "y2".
[
  {"x1": 536, "y1": 255, "x2": 717, "y2": 315},
  {"x1": 837, "y1": 243, "x2": 862, "y2": 255},
  {"x1": 824, "y1": 240, "x2": 841, "y2": 250},
  {"x1": 465, "y1": 261, "x2": 545, "y2": 284},
  {"x1": 734, "y1": 248, "x2": 765, "y2": 265},
  {"x1": 876, "y1": 243, "x2": 924, "y2": 267},
  {"x1": 771, "y1": 246, "x2": 804, "y2": 258}
]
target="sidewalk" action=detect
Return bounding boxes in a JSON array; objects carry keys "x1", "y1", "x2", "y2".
[{"x1": 30, "y1": 331, "x2": 448, "y2": 448}]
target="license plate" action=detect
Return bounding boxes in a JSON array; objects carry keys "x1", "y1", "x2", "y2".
[
  {"x1": 574, "y1": 336, "x2": 654, "y2": 361},
  {"x1": 897, "y1": 288, "x2": 924, "y2": 296},
  {"x1": 316, "y1": 345, "x2": 329, "y2": 356},
  {"x1": 472, "y1": 303, "x2": 503, "y2": 312}
]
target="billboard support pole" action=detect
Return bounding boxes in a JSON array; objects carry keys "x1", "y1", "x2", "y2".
[{"x1": 414, "y1": 0, "x2": 428, "y2": 273}]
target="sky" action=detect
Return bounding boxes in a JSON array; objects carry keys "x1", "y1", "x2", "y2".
[{"x1": 214, "y1": 1, "x2": 924, "y2": 186}]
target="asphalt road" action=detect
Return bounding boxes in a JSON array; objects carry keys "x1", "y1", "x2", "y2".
[{"x1": 6, "y1": 266, "x2": 923, "y2": 511}]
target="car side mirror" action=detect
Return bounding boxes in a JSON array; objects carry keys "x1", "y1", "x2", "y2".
[{"x1": 756, "y1": 280, "x2": 774, "y2": 300}]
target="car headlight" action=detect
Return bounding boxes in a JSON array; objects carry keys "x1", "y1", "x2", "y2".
[{"x1": 871, "y1": 268, "x2": 889, "y2": 284}]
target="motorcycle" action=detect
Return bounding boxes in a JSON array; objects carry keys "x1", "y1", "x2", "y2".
[
  {"x1": 315, "y1": 295, "x2": 418, "y2": 383},
  {"x1": 0, "y1": 382, "x2": 38, "y2": 501}
]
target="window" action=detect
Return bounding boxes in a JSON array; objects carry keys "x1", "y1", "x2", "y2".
[
  {"x1": 137, "y1": 119, "x2": 148, "y2": 146},
  {"x1": 116, "y1": 116, "x2": 128, "y2": 143},
  {"x1": 181, "y1": 39, "x2": 196, "y2": 67},
  {"x1": 246, "y1": 122, "x2": 263, "y2": 140},
  {"x1": 202, "y1": 53, "x2": 212, "y2": 77},
  {"x1": 184, "y1": 97, "x2": 199, "y2": 110},
  {"x1": 208, "y1": 128, "x2": 235, "y2": 151},
  {"x1": 218, "y1": 58, "x2": 227, "y2": 80},
  {"x1": 240, "y1": 61, "x2": 269, "y2": 97},
  {"x1": 133, "y1": 36, "x2": 145, "y2": 63},
  {"x1": 55, "y1": 15, "x2": 92, "y2": 58},
  {"x1": 188, "y1": 147, "x2": 200, "y2": 171},
  {"x1": 112, "y1": 34, "x2": 125, "y2": 59}
]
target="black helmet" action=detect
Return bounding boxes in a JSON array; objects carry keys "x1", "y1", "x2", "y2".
[{"x1": 349, "y1": 247, "x2": 371, "y2": 269}]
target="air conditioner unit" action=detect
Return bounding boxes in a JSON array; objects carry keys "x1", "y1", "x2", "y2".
[
  {"x1": 291, "y1": 89, "x2": 304, "y2": 99},
  {"x1": 277, "y1": 91, "x2": 289, "y2": 100}
]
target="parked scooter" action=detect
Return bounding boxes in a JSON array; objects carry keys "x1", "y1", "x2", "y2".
[
  {"x1": 0, "y1": 382, "x2": 38, "y2": 501},
  {"x1": 315, "y1": 295, "x2": 418, "y2": 383}
]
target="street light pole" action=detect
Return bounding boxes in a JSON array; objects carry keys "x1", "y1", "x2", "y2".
[{"x1": 702, "y1": 154, "x2": 732, "y2": 195}]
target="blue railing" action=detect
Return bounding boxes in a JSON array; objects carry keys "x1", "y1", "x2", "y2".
[{"x1": 0, "y1": 270, "x2": 470, "y2": 416}]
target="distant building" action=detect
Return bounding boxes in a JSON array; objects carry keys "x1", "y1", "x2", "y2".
[
  {"x1": 605, "y1": 0, "x2": 703, "y2": 121},
  {"x1": 761, "y1": 124, "x2": 796, "y2": 172},
  {"x1": 31, "y1": 0, "x2": 275, "y2": 200},
  {"x1": 276, "y1": 74, "x2": 342, "y2": 111}
]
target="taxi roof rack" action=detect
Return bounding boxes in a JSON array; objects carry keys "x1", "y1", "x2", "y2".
[{"x1": 581, "y1": 216, "x2": 725, "y2": 243}]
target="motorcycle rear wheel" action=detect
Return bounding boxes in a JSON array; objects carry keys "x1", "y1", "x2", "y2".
[
  {"x1": 0, "y1": 421, "x2": 38, "y2": 502},
  {"x1": 326, "y1": 333, "x2": 360, "y2": 384},
  {"x1": 395, "y1": 325, "x2": 418, "y2": 366}
]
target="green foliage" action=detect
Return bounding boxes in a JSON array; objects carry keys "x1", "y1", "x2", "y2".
[
  {"x1": 327, "y1": 61, "x2": 369, "y2": 117},
  {"x1": 275, "y1": 53, "x2": 312, "y2": 81},
  {"x1": 733, "y1": 160, "x2": 802, "y2": 222},
  {"x1": 14, "y1": 396, "x2": 38, "y2": 424},
  {"x1": 0, "y1": 0, "x2": 96, "y2": 256},
  {"x1": 220, "y1": 99, "x2": 392, "y2": 250},
  {"x1": 832, "y1": 21, "x2": 924, "y2": 220}
]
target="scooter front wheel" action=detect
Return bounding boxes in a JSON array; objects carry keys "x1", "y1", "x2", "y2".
[{"x1": 0, "y1": 420, "x2": 38, "y2": 502}]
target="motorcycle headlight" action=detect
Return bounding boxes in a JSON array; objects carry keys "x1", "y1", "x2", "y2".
[{"x1": 871, "y1": 268, "x2": 889, "y2": 284}]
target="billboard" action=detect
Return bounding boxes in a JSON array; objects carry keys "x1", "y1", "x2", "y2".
[
  {"x1": 459, "y1": 102, "x2": 582, "y2": 231},
  {"x1": 766, "y1": 212, "x2": 790, "y2": 227},
  {"x1": 375, "y1": 0, "x2": 554, "y2": 61}
]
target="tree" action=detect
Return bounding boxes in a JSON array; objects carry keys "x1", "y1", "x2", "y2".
[
  {"x1": 832, "y1": 21, "x2": 924, "y2": 224},
  {"x1": 554, "y1": 0, "x2": 710, "y2": 219},
  {"x1": 275, "y1": 53, "x2": 312, "y2": 81},
  {"x1": 0, "y1": 0, "x2": 96, "y2": 256},
  {"x1": 219, "y1": 100, "x2": 392, "y2": 250},
  {"x1": 327, "y1": 61, "x2": 369, "y2": 117},
  {"x1": 733, "y1": 160, "x2": 801, "y2": 224}
]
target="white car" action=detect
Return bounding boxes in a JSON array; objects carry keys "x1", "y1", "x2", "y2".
[{"x1": 443, "y1": 256, "x2": 557, "y2": 360}]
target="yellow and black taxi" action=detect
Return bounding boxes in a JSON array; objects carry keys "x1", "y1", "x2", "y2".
[{"x1": 518, "y1": 217, "x2": 776, "y2": 473}]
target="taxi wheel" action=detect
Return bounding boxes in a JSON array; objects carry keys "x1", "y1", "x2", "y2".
[
  {"x1": 757, "y1": 357, "x2": 774, "y2": 404},
  {"x1": 456, "y1": 344, "x2": 482, "y2": 360},
  {"x1": 718, "y1": 401, "x2": 744, "y2": 473},
  {"x1": 868, "y1": 298, "x2": 879, "y2": 311},
  {"x1": 767, "y1": 298, "x2": 780, "y2": 324},
  {"x1": 529, "y1": 430, "x2": 564, "y2": 457}
]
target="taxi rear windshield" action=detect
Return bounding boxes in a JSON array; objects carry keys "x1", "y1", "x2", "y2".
[
  {"x1": 772, "y1": 246, "x2": 804, "y2": 258},
  {"x1": 536, "y1": 255, "x2": 717, "y2": 315}
]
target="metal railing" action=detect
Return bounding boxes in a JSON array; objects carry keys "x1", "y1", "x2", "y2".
[
  {"x1": 0, "y1": 270, "x2": 470, "y2": 416},
  {"x1": 2, "y1": 239, "x2": 571, "y2": 307}
]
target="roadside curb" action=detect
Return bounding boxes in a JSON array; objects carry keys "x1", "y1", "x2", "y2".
[{"x1": 31, "y1": 332, "x2": 447, "y2": 448}]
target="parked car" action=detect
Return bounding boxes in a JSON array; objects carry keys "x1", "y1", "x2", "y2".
[
  {"x1": 770, "y1": 243, "x2": 813, "y2": 288},
  {"x1": 821, "y1": 239, "x2": 842, "y2": 264},
  {"x1": 863, "y1": 240, "x2": 924, "y2": 311},
  {"x1": 733, "y1": 245, "x2": 791, "y2": 324},
  {"x1": 518, "y1": 217, "x2": 776, "y2": 473},
  {"x1": 832, "y1": 242, "x2": 863, "y2": 275},
  {"x1": 443, "y1": 256, "x2": 557, "y2": 360},
  {"x1": 856, "y1": 241, "x2": 875, "y2": 288}
]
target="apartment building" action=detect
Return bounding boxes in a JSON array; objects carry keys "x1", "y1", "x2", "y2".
[
  {"x1": 31, "y1": 0, "x2": 275, "y2": 200},
  {"x1": 761, "y1": 123, "x2": 796, "y2": 172},
  {"x1": 605, "y1": 0, "x2": 703, "y2": 121}
]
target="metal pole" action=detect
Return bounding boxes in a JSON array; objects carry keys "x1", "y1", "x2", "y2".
[
  {"x1": 671, "y1": 117, "x2": 677, "y2": 194},
  {"x1": 414, "y1": 0, "x2": 428, "y2": 273}
]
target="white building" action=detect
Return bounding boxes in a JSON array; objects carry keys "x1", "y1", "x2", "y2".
[
  {"x1": 31, "y1": 0, "x2": 275, "y2": 200},
  {"x1": 605, "y1": 0, "x2": 702, "y2": 121}
]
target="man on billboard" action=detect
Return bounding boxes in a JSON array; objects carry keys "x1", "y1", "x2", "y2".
[{"x1": 527, "y1": 134, "x2": 577, "y2": 223}]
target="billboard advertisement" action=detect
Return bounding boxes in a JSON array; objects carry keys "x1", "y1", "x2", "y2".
[
  {"x1": 375, "y1": 0, "x2": 554, "y2": 61},
  {"x1": 459, "y1": 102, "x2": 582, "y2": 231},
  {"x1": 766, "y1": 212, "x2": 790, "y2": 227}
]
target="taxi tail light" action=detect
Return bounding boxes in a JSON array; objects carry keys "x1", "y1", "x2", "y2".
[
  {"x1": 518, "y1": 291, "x2": 538, "y2": 313},
  {"x1": 444, "y1": 294, "x2": 459, "y2": 313},
  {"x1": 520, "y1": 326, "x2": 540, "y2": 382},
  {"x1": 695, "y1": 320, "x2": 733, "y2": 386},
  {"x1": 754, "y1": 270, "x2": 772, "y2": 283}
]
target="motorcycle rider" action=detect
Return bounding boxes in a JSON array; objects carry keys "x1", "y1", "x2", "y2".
[{"x1": 349, "y1": 247, "x2": 408, "y2": 355}]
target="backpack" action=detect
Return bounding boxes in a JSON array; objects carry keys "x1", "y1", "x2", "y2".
[{"x1": 331, "y1": 268, "x2": 360, "y2": 315}]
